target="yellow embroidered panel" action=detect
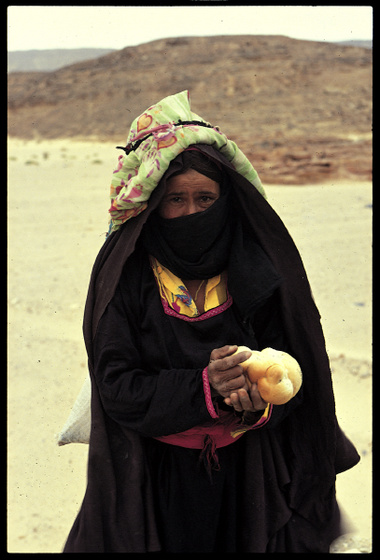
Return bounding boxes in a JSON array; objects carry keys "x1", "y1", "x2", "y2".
[{"x1": 150, "y1": 257, "x2": 228, "y2": 318}]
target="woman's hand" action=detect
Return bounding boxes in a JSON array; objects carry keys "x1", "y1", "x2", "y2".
[
  {"x1": 224, "y1": 384, "x2": 268, "y2": 413},
  {"x1": 208, "y1": 345, "x2": 268, "y2": 413},
  {"x1": 208, "y1": 345, "x2": 251, "y2": 398}
]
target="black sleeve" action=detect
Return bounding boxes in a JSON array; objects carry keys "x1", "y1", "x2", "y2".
[{"x1": 92, "y1": 284, "x2": 212, "y2": 438}]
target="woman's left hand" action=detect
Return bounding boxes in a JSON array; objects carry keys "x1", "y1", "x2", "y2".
[{"x1": 224, "y1": 383, "x2": 267, "y2": 413}]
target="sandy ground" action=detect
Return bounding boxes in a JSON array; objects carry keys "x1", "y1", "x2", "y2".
[{"x1": 7, "y1": 139, "x2": 372, "y2": 553}]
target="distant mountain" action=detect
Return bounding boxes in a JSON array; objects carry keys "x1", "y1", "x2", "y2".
[
  {"x1": 7, "y1": 40, "x2": 371, "y2": 73},
  {"x1": 7, "y1": 48, "x2": 116, "y2": 72},
  {"x1": 7, "y1": 35, "x2": 372, "y2": 184}
]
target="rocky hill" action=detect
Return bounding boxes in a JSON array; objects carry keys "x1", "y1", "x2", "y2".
[{"x1": 7, "y1": 35, "x2": 372, "y2": 184}]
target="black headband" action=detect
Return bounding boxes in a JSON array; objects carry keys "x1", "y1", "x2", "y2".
[{"x1": 116, "y1": 120, "x2": 215, "y2": 155}]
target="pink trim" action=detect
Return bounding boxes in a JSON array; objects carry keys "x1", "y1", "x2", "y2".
[
  {"x1": 202, "y1": 367, "x2": 219, "y2": 419},
  {"x1": 160, "y1": 292, "x2": 233, "y2": 322},
  {"x1": 153, "y1": 409, "x2": 245, "y2": 450},
  {"x1": 153, "y1": 399, "x2": 273, "y2": 450},
  {"x1": 250, "y1": 403, "x2": 273, "y2": 429},
  {"x1": 130, "y1": 123, "x2": 175, "y2": 144}
]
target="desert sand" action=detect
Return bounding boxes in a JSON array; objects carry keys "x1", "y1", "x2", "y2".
[{"x1": 7, "y1": 138, "x2": 372, "y2": 553}]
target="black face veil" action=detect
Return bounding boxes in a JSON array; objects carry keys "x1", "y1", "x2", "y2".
[{"x1": 142, "y1": 149, "x2": 233, "y2": 280}]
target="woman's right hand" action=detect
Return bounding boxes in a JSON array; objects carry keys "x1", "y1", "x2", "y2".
[{"x1": 208, "y1": 345, "x2": 252, "y2": 398}]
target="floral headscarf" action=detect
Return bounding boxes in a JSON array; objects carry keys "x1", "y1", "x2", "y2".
[{"x1": 108, "y1": 90, "x2": 266, "y2": 232}]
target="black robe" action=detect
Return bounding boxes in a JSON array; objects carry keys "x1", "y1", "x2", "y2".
[{"x1": 63, "y1": 146, "x2": 360, "y2": 553}]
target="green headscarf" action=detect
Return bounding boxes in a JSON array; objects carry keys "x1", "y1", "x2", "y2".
[{"x1": 108, "y1": 90, "x2": 266, "y2": 232}]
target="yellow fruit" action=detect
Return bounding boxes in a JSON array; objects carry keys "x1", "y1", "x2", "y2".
[{"x1": 234, "y1": 346, "x2": 302, "y2": 405}]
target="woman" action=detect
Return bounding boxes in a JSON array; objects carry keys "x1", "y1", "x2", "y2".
[{"x1": 64, "y1": 91, "x2": 359, "y2": 553}]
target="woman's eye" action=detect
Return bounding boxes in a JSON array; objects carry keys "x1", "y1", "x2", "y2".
[{"x1": 200, "y1": 196, "x2": 215, "y2": 204}]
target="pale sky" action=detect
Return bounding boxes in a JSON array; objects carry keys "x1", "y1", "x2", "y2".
[{"x1": 7, "y1": 5, "x2": 372, "y2": 52}]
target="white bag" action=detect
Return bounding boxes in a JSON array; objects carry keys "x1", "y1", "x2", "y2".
[{"x1": 56, "y1": 375, "x2": 91, "y2": 445}]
